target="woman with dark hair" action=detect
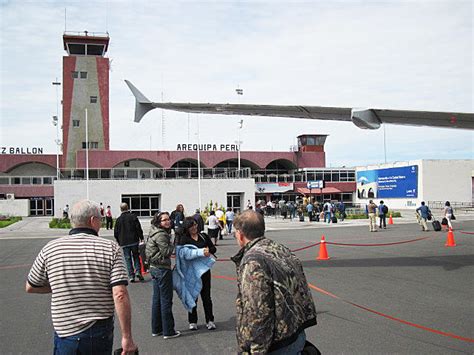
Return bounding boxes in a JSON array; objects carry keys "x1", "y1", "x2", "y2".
[
  {"x1": 444, "y1": 201, "x2": 454, "y2": 230},
  {"x1": 145, "y1": 212, "x2": 181, "y2": 339},
  {"x1": 174, "y1": 216, "x2": 217, "y2": 331}
]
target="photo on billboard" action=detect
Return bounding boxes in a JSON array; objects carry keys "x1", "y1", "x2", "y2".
[{"x1": 357, "y1": 165, "x2": 418, "y2": 199}]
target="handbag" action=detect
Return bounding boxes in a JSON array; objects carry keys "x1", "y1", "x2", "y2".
[{"x1": 451, "y1": 212, "x2": 456, "y2": 220}]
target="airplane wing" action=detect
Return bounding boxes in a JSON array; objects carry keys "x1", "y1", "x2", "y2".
[{"x1": 125, "y1": 80, "x2": 474, "y2": 130}]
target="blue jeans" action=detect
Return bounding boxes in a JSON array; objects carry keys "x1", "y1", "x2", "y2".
[
  {"x1": 325, "y1": 212, "x2": 331, "y2": 223},
  {"x1": 122, "y1": 244, "x2": 141, "y2": 278},
  {"x1": 151, "y1": 268, "x2": 176, "y2": 336},
  {"x1": 269, "y1": 330, "x2": 306, "y2": 355},
  {"x1": 53, "y1": 317, "x2": 113, "y2": 355},
  {"x1": 227, "y1": 220, "x2": 233, "y2": 233}
]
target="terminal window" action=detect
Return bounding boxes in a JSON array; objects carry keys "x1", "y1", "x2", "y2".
[{"x1": 122, "y1": 194, "x2": 160, "y2": 217}]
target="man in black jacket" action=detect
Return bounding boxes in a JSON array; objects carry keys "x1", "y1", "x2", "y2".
[{"x1": 114, "y1": 202, "x2": 144, "y2": 282}]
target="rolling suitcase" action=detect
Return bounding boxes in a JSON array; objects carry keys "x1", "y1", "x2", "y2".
[
  {"x1": 299, "y1": 215, "x2": 304, "y2": 222},
  {"x1": 331, "y1": 216, "x2": 337, "y2": 223},
  {"x1": 432, "y1": 219, "x2": 441, "y2": 232}
]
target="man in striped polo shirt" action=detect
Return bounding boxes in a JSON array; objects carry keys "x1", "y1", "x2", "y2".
[{"x1": 26, "y1": 200, "x2": 138, "y2": 355}]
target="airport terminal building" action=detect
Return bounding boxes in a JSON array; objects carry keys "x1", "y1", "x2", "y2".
[{"x1": 1, "y1": 32, "x2": 472, "y2": 217}]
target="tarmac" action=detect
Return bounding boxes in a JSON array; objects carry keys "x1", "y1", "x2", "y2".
[{"x1": 0, "y1": 211, "x2": 473, "y2": 354}]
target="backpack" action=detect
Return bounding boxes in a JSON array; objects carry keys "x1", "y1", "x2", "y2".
[{"x1": 382, "y1": 205, "x2": 388, "y2": 214}]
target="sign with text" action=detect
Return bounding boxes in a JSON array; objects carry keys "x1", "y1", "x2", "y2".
[
  {"x1": 307, "y1": 180, "x2": 324, "y2": 189},
  {"x1": 1, "y1": 147, "x2": 44, "y2": 154},
  {"x1": 357, "y1": 165, "x2": 418, "y2": 198},
  {"x1": 176, "y1": 143, "x2": 238, "y2": 151},
  {"x1": 255, "y1": 182, "x2": 294, "y2": 193}
]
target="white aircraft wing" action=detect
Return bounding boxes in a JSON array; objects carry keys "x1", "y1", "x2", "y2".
[{"x1": 125, "y1": 80, "x2": 474, "y2": 130}]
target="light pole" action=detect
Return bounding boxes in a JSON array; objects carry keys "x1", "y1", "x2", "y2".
[
  {"x1": 235, "y1": 86, "x2": 243, "y2": 177},
  {"x1": 195, "y1": 117, "x2": 202, "y2": 210},
  {"x1": 85, "y1": 108, "x2": 89, "y2": 199},
  {"x1": 52, "y1": 116, "x2": 60, "y2": 180},
  {"x1": 52, "y1": 79, "x2": 61, "y2": 179},
  {"x1": 236, "y1": 119, "x2": 243, "y2": 176}
]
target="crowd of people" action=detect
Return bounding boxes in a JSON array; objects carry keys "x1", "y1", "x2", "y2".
[{"x1": 26, "y1": 200, "x2": 318, "y2": 354}]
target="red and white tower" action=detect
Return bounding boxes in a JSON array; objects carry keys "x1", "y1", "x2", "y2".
[{"x1": 62, "y1": 31, "x2": 110, "y2": 170}]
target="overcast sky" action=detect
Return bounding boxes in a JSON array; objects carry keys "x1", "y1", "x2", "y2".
[{"x1": 1, "y1": 0, "x2": 472, "y2": 167}]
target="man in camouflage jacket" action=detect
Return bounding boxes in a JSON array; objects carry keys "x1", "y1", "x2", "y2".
[{"x1": 231, "y1": 210, "x2": 317, "y2": 354}]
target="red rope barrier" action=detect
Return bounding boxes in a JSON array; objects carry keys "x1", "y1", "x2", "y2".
[
  {"x1": 211, "y1": 273, "x2": 474, "y2": 343},
  {"x1": 326, "y1": 235, "x2": 434, "y2": 247},
  {"x1": 290, "y1": 242, "x2": 321, "y2": 252},
  {"x1": 459, "y1": 231, "x2": 474, "y2": 235}
]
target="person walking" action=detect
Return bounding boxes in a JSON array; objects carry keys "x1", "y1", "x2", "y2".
[
  {"x1": 171, "y1": 204, "x2": 185, "y2": 242},
  {"x1": 62, "y1": 204, "x2": 69, "y2": 219},
  {"x1": 225, "y1": 207, "x2": 235, "y2": 234},
  {"x1": 338, "y1": 201, "x2": 346, "y2": 222},
  {"x1": 323, "y1": 201, "x2": 332, "y2": 223},
  {"x1": 367, "y1": 200, "x2": 378, "y2": 232},
  {"x1": 416, "y1": 201, "x2": 432, "y2": 231},
  {"x1": 443, "y1": 201, "x2": 454, "y2": 230},
  {"x1": 146, "y1": 212, "x2": 181, "y2": 339},
  {"x1": 175, "y1": 217, "x2": 217, "y2": 331},
  {"x1": 206, "y1": 210, "x2": 221, "y2": 246},
  {"x1": 231, "y1": 210, "x2": 317, "y2": 353},
  {"x1": 306, "y1": 202, "x2": 314, "y2": 222},
  {"x1": 105, "y1": 205, "x2": 113, "y2": 230},
  {"x1": 114, "y1": 203, "x2": 144, "y2": 283},
  {"x1": 378, "y1": 200, "x2": 388, "y2": 229},
  {"x1": 26, "y1": 200, "x2": 138, "y2": 354}
]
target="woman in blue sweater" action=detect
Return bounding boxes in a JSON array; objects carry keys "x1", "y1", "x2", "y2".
[{"x1": 176, "y1": 217, "x2": 217, "y2": 331}]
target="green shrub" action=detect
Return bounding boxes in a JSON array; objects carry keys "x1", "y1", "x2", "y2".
[
  {"x1": 49, "y1": 218, "x2": 71, "y2": 229},
  {"x1": 0, "y1": 216, "x2": 22, "y2": 228}
]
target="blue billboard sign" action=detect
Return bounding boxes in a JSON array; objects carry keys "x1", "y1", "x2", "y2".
[{"x1": 357, "y1": 165, "x2": 418, "y2": 198}]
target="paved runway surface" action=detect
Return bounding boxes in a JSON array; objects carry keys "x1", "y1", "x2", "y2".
[{"x1": 1, "y1": 216, "x2": 473, "y2": 354}]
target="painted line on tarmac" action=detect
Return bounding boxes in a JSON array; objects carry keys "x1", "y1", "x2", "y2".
[
  {"x1": 212, "y1": 273, "x2": 474, "y2": 343},
  {"x1": 0, "y1": 263, "x2": 31, "y2": 270},
  {"x1": 0, "y1": 236, "x2": 60, "y2": 240}
]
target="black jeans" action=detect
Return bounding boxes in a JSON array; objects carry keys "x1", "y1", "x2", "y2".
[
  {"x1": 379, "y1": 214, "x2": 386, "y2": 228},
  {"x1": 188, "y1": 270, "x2": 214, "y2": 323}
]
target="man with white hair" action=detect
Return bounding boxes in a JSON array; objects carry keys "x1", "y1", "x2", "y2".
[{"x1": 26, "y1": 200, "x2": 137, "y2": 355}]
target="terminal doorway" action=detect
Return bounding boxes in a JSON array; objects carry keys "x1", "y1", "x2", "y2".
[
  {"x1": 227, "y1": 193, "x2": 243, "y2": 213},
  {"x1": 29, "y1": 197, "x2": 54, "y2": 216}
]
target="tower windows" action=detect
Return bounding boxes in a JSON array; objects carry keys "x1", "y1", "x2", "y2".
[
  {"x1": 80, "y1": 71, "x2": 88, "y2": 79},
  {"x1": 90, "y1": 96, "x2": 97, "y2": 103},
  {"x1": 82, "y1": 142, "x2": 99, "y2": 149},
  {"x1": 71, "y1": 71, "x2": 88, "y2": 79},
  {"x1": 72, "y1": 71, "x2": 79, "y2": 78},
  {"x1": 72, "y1": 120, "x2": 80, "y2": 127}
]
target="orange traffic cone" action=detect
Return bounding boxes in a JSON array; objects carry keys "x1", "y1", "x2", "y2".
[
  {"x1": 317, "y1": 235, "x2": 330, "y2": 260},
  {"x1": 388, "y1": 213, "x2": 394, "y2": 225},
  {"x1": 445, "y1": 228, "x2": 456, "y2": 247}
]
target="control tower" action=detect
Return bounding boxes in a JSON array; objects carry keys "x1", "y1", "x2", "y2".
[{"x1": 62, "y1": 31, "x2": 110, "y2": 169}]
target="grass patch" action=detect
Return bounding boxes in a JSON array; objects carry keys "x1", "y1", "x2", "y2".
[
  {"x1": 49, "y1": 218, "x2": 114, "y2": 229},
  {"x1": 0, "y1": 216, "x2": 22, "y2": 228}
]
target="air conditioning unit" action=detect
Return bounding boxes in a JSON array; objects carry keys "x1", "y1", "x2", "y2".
[{"x1": 6, "y1": 193, "x2": 15, "y2": 200}]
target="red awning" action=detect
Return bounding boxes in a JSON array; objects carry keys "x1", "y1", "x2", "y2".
[{"x1": 296, "y1": 187, "x2": 342, "y2": 195}]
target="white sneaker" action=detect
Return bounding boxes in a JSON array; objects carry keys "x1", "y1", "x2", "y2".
[
  {"x1": 206, "y1": 321, "x2": 216, "y2": 330},
  {"x1": 189, "y1": 323, "x2": 198, "y2": 330},
  {"x1": 163, "y1": 331, "x2": 181, "y2": 339}
]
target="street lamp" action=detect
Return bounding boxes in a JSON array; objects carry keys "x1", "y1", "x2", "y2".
[{"x1": 52, "y1": 79, "x2": 61, "y2": 179}]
